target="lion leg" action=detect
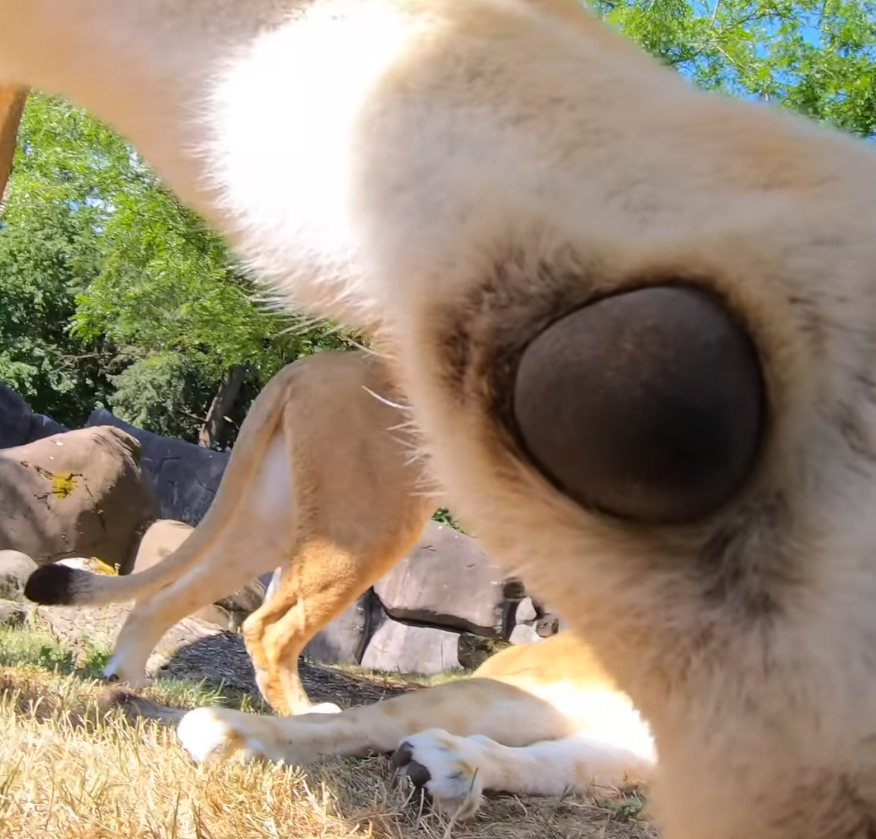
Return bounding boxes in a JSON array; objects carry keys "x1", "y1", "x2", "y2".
[
  {"x1": 103, "y1": 435, "x2": 296, "y2": 685},
  {"x1": 241, "y1": 353, "x2": 434, "y2": 716},
  {"x1": 243, "y1": 530, "x2": 429, "y2": 716},
  {"x1": 176, "y1": 674, "x2": 653, "y2": 816},
  {"x1": 177, "y1": 676, "x2": 577, "y2": 765}
]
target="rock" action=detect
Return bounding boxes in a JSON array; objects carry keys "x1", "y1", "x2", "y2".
[
  {"x1": 0, "y1": 383, "x2": 69, "y2": 448},
  {"x1": 29, "y1": 413, "x2": 69, "y2": 441},
  {"x1": 130, "y1": 519, "x2": 267, "y2": 621},
  {"x1": 0, "y1": 549, "x2": 38, "y2": 597},
  {"x1": 0, "y1": 598, "x2": 26, "y2": 626},
  {"x1": 262, "y1": 568, "x2": 282, "y2": 602},
  {"x1": 515, "y1": 597, "x2": 538, "y2": 624},
  {"x1": 535, "y1": 614, "x2": 561, "y2": 638},
  {"x1": 509, "y1": 623, "x2": 543, "y2": 646},
  {"x1": 303, "y1": 590, "x2": 380, "y2": 666},
  {"x1": 0, "y1": 427, "x2": 159, "y2": 570},
  {"x1": 457, "y1": 634, "x2": 509, "y2": 670},
  {"x1": 86, "y1": 409, "x2": 229, "y2": 527},
  {"x1": 373, "y1": 521, "x2": 509, "y2": 638},
  {"x1": 0, "y1": 382, "x2": 34, "y2": 448},
  {"x1": 360, "y1": 618, "x2": 463, "y2": 674}
]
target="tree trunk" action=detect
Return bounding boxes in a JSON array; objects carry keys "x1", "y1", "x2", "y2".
[
  {"x1": 0, "y1": 87, "x2": 28, "y2": 213},
  {"x1": 198, "y1": 365, "x2": 247, "y2": 449}
]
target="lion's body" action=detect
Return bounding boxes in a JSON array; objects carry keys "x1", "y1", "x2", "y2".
[
  {"x1": 6, "y1": 1, "x2": 876, "y2": 837},
  {"x1": 47, "y1": 349, "x2": 434, "y2": 716}
]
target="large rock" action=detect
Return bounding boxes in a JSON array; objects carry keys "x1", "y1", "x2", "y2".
[
  {"x1": 0, "y1": 383, "x2": 33, "y2": 449},
  {"x1": 302, "y1": 590, "x2": 381, "y2": 666},
  {"x1": 29, "y1": 412, "x2": 69, "y2": 442},
  {"x1": 0, "y1": 549, "x2": 38, "y2": 597},
  {"x1": 373, "y1": 521, "x2": 509, "y2": 637},
  {"x1": 130, "y1": 518, "x2": 268, "y2": 628},
  {"x1": 0, "y1": 427, "x2": 159, "y2": 570},
  {"x1": 0, "y1": 599, "x2": 26, "y2": 627},
  {"x1": 86, "y1": 408, "x2": 229, "y2": 526},
  {"x1": 0, "y1": 383, "x2": 69, "y2": 449},
  {"x1": 360, "y1": 618, "x2": 463, "y2": 674}
]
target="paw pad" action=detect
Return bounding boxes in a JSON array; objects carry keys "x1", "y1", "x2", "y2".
[{"x1": 393, "y1": 741, "x2": 433, "y2": 789}]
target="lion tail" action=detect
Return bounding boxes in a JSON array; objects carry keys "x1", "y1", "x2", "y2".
[{"x1": 24, "y1": 365, "x2": 295, "y2": 607}]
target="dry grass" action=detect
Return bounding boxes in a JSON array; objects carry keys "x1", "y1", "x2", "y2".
[{"x1": 0, "y1": 624, "x2": 657, "y2": 839}]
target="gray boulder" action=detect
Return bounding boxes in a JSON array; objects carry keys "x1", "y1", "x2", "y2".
[
  {"x1": 514, "y1": 597, "x2": 538, "y2": 624},
  {"x1": 0, "y1": 599, "x2": 26, "y2": 627},
  {"x1": 509, "y1": 623, "x2": 543, "y2": 646},
  {"x1": 0, "y1": 383, "x2": 33, "y2": 449},
  {"x1": 360, "y1": 618, "x2": 462, "y2": 674},
  {"x1": 86, "y1": 408, "x2": 229, "y2": 526},
  {"x1": 29, "y1": 413, "x2": 69, "y2": 441},
  {"x1": 302, "y1": 590, "x2": 381, "y2": 665},
  {"x1": 0, "y1": 383, "x2": 69, "y2": 449},
  {"x1": 0, "y1": 427, "x2": 159, "y2": 570},
  {"x1": 0, "y1": 549, "x2": 38, "y2": 598},
  {"x1": 373, "y1": 521, "x2": 509, "y2": 638}
]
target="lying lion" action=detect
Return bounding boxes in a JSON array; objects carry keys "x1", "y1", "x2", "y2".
[{"x1": 6, "y1": 0, "x2": 876, "y2": 836}]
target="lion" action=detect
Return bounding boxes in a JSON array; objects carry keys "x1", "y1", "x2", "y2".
[
  {"x1": 5, "y1": 0, "x2": 876, "y2": 836},
  {"x1": 108, "y1": 629, "x2": 656, "y2": 820},
  {"x1": 28, "y1": 348, "x2": 437, "y2": 717}
]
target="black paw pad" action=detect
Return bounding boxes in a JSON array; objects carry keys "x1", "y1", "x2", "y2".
[{"x1": 392, "y1": 742, "x2": 433, "y2": 789}]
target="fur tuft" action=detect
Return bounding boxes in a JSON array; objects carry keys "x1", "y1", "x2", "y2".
[{"x1": 23, "y1": 563, "x2": 82, "y2": 605}]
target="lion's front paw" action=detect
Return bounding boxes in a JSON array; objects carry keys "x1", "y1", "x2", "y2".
[
  {"x1": 392, "y1": 729, "x2": 487, "y2": 819},
  {"x1": 102, "y1": 651, "x2": 151, "y2": 687},
  {"x1": 177, "y1": 707, "x2": 269, "y2": 764}
]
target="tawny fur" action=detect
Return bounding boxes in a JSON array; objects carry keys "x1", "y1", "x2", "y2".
[
  {"x1": 108, "y1": 633, "x2": 656, "y2": 820},
  {"x1": 5, "y1": 1, "x2": 876, "y2": 836},
  {"x1": 54, "y1": 349, "x2": 433, "y2": 716}
]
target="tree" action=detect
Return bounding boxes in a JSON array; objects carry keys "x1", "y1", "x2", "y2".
[
  {"x1": 1, "y1": 92, "x2": 358, "y2": 442},
  {"x1": 0, "y1": 94, "x2": 117, "y2": 426},
  {"x1": 592, "y1": 0, "x2": 876, "y2": 138}
]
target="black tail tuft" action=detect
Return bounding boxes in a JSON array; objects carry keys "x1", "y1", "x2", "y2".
[{"x1": 23, "y1": 563, "x2": 80, "y2": 605}]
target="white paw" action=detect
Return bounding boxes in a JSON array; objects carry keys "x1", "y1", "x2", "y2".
[
  {"x1": 393, "y1": 729, "x2": 486, "y2": 819},
  {"x1": 177, "y1": 707, "x2": 267, "y2": 764},
  {"x1": 307, "y1": 701, "x2": 342, "y2": 715}
]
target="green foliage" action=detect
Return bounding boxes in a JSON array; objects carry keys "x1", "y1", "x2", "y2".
[
  {"x1": 0, "y1": 96, "x2": 116, "y2": 425},
  {"x1": 2, "y1": 93, "x2": 356, "y2": 439},
  {"x1": 593, "y1": 0, "x2": 876, "y2": 138}
]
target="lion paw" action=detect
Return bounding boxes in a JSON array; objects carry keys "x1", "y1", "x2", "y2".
[
  {"x1": 102, "y1": 652, "x2": 150, "y2": 688},
  {"x1": 306, "y1": 701, "x2": 343, "y2": 715},
  {"x1": 392, "y1": 729, "x2": 487, "y2": 819},
  {"x1": 177, "y1": 707, "x2": 269, "y2": 764}
]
